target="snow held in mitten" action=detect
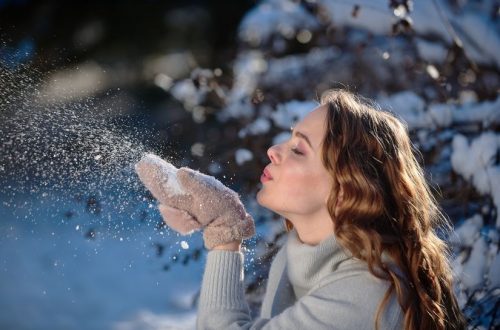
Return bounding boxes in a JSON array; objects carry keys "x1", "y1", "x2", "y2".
[{"x1": 138, "y1": 154, "x2": 186, "y2": 196}]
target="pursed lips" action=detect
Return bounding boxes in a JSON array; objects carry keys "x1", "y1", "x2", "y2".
[{"x1": 260, "y1": 167, "x2": 273, "y2": 183}]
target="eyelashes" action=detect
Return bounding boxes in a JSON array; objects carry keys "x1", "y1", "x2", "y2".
[{"x1": 291, "y1": 147, "x2": 304, "y2": 155}]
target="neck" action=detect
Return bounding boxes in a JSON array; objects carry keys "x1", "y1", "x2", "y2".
[{"x1": 286, "y1": 209, "x2": 334, "y2": 245}]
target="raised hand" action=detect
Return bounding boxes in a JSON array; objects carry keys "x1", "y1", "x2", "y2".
[{"x1": 135, "y1": 154, "x2": 255, "y2": 249}]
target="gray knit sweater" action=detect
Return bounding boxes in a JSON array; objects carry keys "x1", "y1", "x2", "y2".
[{"x1": 196, "y1": 229, "x2": 404, "y2": 329}]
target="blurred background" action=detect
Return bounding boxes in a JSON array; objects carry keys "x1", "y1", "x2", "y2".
[{"x1": 0, "y1": 0, "x2": 499, "y2": 329}]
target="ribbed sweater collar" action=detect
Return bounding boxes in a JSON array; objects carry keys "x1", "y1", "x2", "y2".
[{"x1": 286, "y1": 229, "x2": 352, "y2": 299}]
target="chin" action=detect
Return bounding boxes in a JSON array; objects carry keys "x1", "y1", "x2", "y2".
[
  {"x1": 256, "y1": 190, "x2": 275, "y2": 211},
  {"x1": 256, "y1": 189, "x2": 266, "y2": 207},
  {"x1": 256, "y1": 193, "x2": 284, "y2": 218}
]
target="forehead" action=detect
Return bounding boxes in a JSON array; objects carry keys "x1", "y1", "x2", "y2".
[{"x1": 294, "y1": 105, "x2": 327, "y2": 147}]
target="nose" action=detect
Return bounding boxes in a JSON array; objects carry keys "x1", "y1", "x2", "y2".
[{"x1": 267, "y1": 144, "x2": 281, "y2": 164}]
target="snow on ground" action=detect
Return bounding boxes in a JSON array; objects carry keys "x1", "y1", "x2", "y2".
[
  {"x1": 0, "y1": 191, "x2": 203, "y2": 330},
  {"x1": 0, "y1": 182, "x2": 268, "y2": 330}
]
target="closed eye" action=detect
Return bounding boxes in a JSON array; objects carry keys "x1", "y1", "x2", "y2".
[{"x1": 291, "y1": 147, "x2": 304, "y2": 155}]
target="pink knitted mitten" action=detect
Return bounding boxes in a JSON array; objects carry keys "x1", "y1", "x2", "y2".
[{"x1": 135, "y1": 153, "x2": 255, "y2": 249}]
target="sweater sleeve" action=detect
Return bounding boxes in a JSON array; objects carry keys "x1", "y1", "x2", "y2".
[{"x1": 196, "y1": 251, "x2": 403, "y2": 330}]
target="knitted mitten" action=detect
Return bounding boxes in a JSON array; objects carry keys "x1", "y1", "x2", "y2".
[{"x1": 135, "y1": 153, "x2": 255, "y2": 249}]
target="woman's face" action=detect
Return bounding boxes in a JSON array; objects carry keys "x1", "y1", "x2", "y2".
[{"x1": 257, "y1": 105, "x2": 333, "y2": 219}]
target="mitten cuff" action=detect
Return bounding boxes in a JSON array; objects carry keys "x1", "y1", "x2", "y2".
[{"x1": 203, "y1": 213, "x2": 255, "y2": 249}]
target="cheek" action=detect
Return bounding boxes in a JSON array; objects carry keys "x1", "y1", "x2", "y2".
[
  {"x1": 290, "y1": 172, "x2": 331, "y2": 207},
  {"x1": 281, "y1": 164, "x2": 331, "y2": 195},
  {"x1": 257, "y1": 165, "x2": 332, "y2": 213}
]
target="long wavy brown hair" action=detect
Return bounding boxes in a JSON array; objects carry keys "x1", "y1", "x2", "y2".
[{"x1": 314, "y1": 89, "x2": 466, "y2": 329}]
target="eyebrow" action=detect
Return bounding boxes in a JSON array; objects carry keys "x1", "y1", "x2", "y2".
[{"x1": 291, "y1": 128, "x2": 313, "y2": 149}]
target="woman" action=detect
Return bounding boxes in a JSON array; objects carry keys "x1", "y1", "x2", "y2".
[{"x1": 136, "y1": 89, "x2": 466, "y2": 329}]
